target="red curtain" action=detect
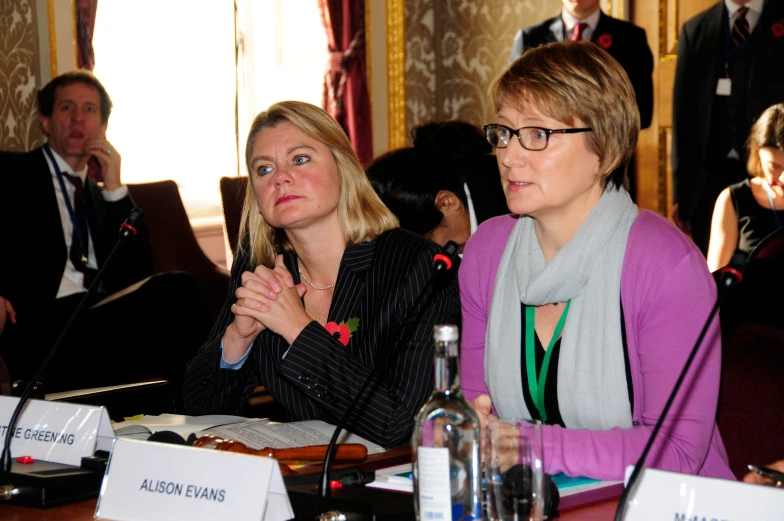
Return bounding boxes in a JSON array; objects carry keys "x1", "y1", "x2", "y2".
[
  {"x1": 318, "y1": 0, "x2": 373, "y2": 165},
  {"x1": 75, "y1": 0, "x2": 98, "y2": 70}
]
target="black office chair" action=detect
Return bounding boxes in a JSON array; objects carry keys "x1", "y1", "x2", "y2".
[
  {"x1": 219, "y1": 176, "x2": 248, "y2": 254},
  {"x1": 717, "y1": 322, "x2": 784, "y2": 479}
]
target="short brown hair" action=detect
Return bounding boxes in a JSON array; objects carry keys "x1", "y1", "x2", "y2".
[
  {"x1": 489, "y1": 41, "x2": 639, "y2": 190},
  {"x1": 240, "y1": 101, "x2": 399, "y2": 267},
  {"x1": 37, "y1": 70, "x2": 112, "y2": 124},
  {"x1": 746, "y1": 103, "x2": 784, "y2": 178}
]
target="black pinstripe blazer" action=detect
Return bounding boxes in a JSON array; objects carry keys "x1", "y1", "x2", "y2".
[{"x1": 183, "y1": 228, "x2": 461, "y2": 447}]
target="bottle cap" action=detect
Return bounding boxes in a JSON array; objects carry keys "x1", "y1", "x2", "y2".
[{"x1": 433, "y1": 324, "x2": 459, "y2": 342}]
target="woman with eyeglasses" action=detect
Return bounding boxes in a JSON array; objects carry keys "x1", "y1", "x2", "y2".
[{"x1": 459, "y1": 41, "x2": 733, "y2": 480}]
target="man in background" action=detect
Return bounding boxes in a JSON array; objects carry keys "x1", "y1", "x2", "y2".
[
  {"x1": 672, "y1": 0, "x2": 784, "y2": 254},
  {"x1": 0, "y1": 71, "x2": 209, "y2": 401},
  {"x1": 509, "y1": 0, "x2": 654, "y2": 201}
]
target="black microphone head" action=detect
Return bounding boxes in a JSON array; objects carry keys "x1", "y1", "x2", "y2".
[
  {"x1": 119, "y1": 208, "x2": 144, "y2": 238},
  {"x1": 147, "y1": 430, "x2": 187, "y2": 445},
  {"x1": 127, "y1": 207, "x2": 145, "y2": 227},
  {"x1": 720, "y1": 250, "x2": 749, "y2": 290},
  {"x1": 433, "y1": 240, "x2": 460, "y2": 271}
]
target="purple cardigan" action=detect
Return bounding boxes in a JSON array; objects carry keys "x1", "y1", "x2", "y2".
[{"x1": 459, "y1": 211, "x2": 734, "y2": 481}]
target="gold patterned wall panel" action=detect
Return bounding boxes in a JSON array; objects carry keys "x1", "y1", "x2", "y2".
[
  {"x1": 0, "y1": 0, "x2": 42, "y2": 151},
  {"x1": 403, "y1": 0, "x2": 436, "y2": 134},
  {"x1": 404, "y1": 0, "x2": 561, "y2": 141}
]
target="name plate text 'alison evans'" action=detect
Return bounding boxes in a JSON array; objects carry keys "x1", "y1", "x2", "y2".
[
  {"x1": 0, "y1": 395, "x2": 113, "y2": 466},
  {"x1": 621, "y1": 467, "x2": 784, "y2": 521},
  {"x1": 96, "y1": 438, "x2": 293, "y2": 521}
]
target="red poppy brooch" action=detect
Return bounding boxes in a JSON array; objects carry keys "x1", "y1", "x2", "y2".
[
  {"x1": 772, "y1": 22, "x2": 784, "y2": 39},
  {"x1": 325, "y1": 318, "x2": 359, "y2": 347},
  {"x1": 597, "y1": 34, "x2": 613, "y2": 49}
]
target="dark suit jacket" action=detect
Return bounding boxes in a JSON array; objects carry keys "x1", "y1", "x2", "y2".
[
  {"x1": 510, "y1": 11, "x2": 654, "y2": 129},
  {"x1": 0, "y1": 147, "x2": 153, "y2": 318},
  {"x1": 672, "y1": 0, "x2": 784, "y2": 221},
  {"x1": 182, "y1": 229, "x2": 461, "y2": 447},
  {"x1": 465, "y1": 156, "x2": 509, "y2": 226}
]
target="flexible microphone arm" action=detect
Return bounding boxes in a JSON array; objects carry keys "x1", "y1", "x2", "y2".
[
  {"x1": 317, "y1": 241, "x2": 460, "y2": 499},
  {"x1": 613, "y1": 250, "x2": 749, "y2": 521},
  {"x1": 0, "y1": 209, "x2": 144, "y2": 474}
]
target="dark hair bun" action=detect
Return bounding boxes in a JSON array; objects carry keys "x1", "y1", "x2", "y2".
[{"x1": 411, "y1": 121, "x2": 491, "y2": 162}]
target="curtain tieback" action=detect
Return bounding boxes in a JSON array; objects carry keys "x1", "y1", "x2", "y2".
[{"x1": 326, "y1": 28, "x2": 364, "y2": 113}]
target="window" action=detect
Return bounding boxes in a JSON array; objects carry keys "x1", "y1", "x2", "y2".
[{"x1": 93, "y1": 1, "x2": 327, "y2": 219}]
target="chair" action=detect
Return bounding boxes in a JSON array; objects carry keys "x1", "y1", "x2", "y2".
[
  {"x1": 749, "y1": 227, "x2": 784, "y2": 261},
  {"x1": 717, "y1": 322, "x2": 784, "y2": 479},
  {"x1": 220, "y1": 176, "x2": 248, "y2": 254},
  {"x1": 127, "y1": 180, "x2": 230, "y2": 322},
  {"x1": 717, "y1": 228, "x2": 784, "y2": 333}
]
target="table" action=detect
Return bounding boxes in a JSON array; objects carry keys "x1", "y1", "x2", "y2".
[
  {"x1": 1, "y1": 498, "x2": 620, "y2": 520},
  {"x1": 0, "y1": 446, "x2": 620, "y2": 520}
]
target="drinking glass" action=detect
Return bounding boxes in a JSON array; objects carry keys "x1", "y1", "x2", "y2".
[{"x1": 485, "y1": 419, "x2": 544, "y2": 521}]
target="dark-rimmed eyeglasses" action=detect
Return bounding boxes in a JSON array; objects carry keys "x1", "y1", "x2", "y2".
[{"x1": 483, "y1": 124, "x2": 593, "y2": 151}]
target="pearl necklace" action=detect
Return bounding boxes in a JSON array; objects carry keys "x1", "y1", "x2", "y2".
[{"x1": 298, "y1": 267, "x2": 335, "y2": 290}]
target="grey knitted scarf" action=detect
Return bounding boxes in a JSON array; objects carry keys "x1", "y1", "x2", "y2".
[{"x1": 485, "y1": 187, "x2": 638, "y2": 429}]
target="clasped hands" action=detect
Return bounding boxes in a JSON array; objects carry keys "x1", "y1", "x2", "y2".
[{"x1": 223, "y1": 255, "x2": 311, "y2": 360}]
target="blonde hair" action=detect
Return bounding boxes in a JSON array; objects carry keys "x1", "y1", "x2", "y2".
[
  {"x1": 240, "y1": 101, "x2": 399, "y2": 267},
  {"x1": 490, "y1": 41, "x2": 639, "y2": 189},
  {"x1": 746, "y1": 103, "x2": 784, "y2": 178}
]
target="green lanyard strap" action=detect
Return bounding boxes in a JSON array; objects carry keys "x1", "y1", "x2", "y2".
[{"x1": 525, "y1": 300, "x2": 571, "y2": 423}]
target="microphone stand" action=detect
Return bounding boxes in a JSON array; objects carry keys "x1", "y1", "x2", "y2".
[
  {"x1": 0, "y1": 209, "x2": 144, "y2": 475},
  {"x1": 316, "y1": 241, "x2": 460, "y2": 501},
  {"x1": 613, "y1": 250, "x2": 748, "y2": 521}
]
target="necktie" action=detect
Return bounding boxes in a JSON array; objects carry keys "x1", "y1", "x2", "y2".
[
  {"x1": 731, "y1": 6, "x2": 750, "y2": 48},
  {"x1": 571, "y1": 22, "x2": 588, "y2": 42},
  {"x1": 62, "y1": 173, "x2": 97, "y2": 288}
]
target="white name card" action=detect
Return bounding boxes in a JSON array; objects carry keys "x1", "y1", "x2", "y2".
[
  {"x1": 0, "y1": 395, "x2": 113, "y2": 466},
  {"x1": 622, "y1": 466, "x2": 784, "y2": 521},
  {"x1": 96, "y1": 438, "x2": 293, "y2": 521}
]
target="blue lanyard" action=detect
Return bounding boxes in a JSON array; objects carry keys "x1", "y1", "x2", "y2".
[
  {"x1": 764, "y1": 184, "x2": 783, "y2": 230},
  {"x1": 43, "y1": 145, "x2": 87, "y2": 249}
]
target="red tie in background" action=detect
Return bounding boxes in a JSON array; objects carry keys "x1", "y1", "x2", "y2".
[{"x1": 571, "y1": 22, "x2": 588, "y2": 41}]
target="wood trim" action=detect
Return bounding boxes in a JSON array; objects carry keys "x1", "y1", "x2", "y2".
[
  {"x1": 47, "y1": 0, "x2": 57, "y2": 77},
  {"x1": 658, "y1": 127, "x2": 672, "y2": 215},
  {"x1": 70, "y1": 0, "x2": 78, "y2": 68},
  {"x1": 658, "y1": 0, "x2": 678, "y2": 60},
  {"x1": 386, "y1": 0, "x2": 406, "y2": 149}
]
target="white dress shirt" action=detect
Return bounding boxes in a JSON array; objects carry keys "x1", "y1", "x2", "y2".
[
  {"x1": 43, "y1": 147, "x2": 127, "y2": 298},
  {"x1": 725, "y1": 0, "x2": 763, "y2": 34},
  {"x1": 561, "y1": 8, "x2": 602, "y2": 42}
]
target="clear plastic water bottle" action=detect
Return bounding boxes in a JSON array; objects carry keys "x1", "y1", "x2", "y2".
[{"x1": 413, "y1": 324, "x2": 481, "y2": 521}]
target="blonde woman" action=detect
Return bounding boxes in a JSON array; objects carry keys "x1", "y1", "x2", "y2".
[{"x1": 184, "y1": 101, "x2": 460, "y2": 447}]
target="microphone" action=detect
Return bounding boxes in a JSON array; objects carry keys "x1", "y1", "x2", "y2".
[
  {"x1": 147, "y1": 430, "x2": 190, "y2": 446},
  {"x1": 289, "y1": 240, "x2": 460, "y2": 521},
  {"x1": 613, "y1": 250, "x2": 749, "y2": 521},
  {"x1": 0, "y1": 209, "x2": 144, "y2": 475}
]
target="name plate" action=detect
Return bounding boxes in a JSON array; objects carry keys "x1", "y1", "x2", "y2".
[
  {"x1": 96, "y1": 438, "x2": 293, "y2": 521},
  {"x1": 622, "y1": 467, "x2": 784, "y2": 521},
  {"x1": 0, "y1": 395, "x2": 113, "y2": 466}
]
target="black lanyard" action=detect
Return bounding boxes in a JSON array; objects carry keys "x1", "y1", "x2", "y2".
[{"x1": 43, "y1": 145, "x2": 88, "y2": 257}]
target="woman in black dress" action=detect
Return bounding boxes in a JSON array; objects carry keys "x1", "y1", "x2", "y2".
[{"x1": 707, "y1": 103, "x2": 784, "y2": 271}]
